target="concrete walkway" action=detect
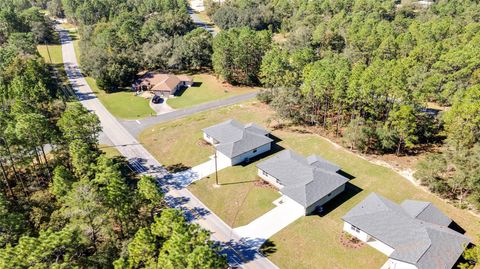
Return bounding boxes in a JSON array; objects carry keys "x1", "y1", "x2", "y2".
[{"x1": 233, "y1": 196, "x2": 305, "y2": 248}]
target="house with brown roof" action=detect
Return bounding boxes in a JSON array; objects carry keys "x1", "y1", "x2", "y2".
[{"x1": 139, "y1": 72, "x2": 193, "y2": 97}]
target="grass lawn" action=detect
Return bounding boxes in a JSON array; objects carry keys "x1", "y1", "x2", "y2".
[
  {"x1": 37, "y1": 42, "x2": 63, "y2": 65},
  {"x1": 68, "y1": 29, "x2": 81, "y2": 64},
  {"x1": 140, "y1": 102, "x2": 270, "y2": 167},
  {"x1": 37, "y1": 31, "x2": 66, "y2": 82},
  {"x1": 99, "y1": 144, "x2": 121, "y2": 158},
  {"x1": 140, "y1": 100, "x2": 480, "y2": 269},
  {"x1": 66, "y1": 28, "x2": 155, "y2": 120},
  {"x1": 86, "y1": 77, "x2": 155, "y2": 120},
  {"x1": 166, "y1": 74, "x2": 257, "y2": 109},
  {"x1": 189, "y1": 162, "x2": 281, "y2": 227}
]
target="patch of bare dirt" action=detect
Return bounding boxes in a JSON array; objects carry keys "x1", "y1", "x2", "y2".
[
  {"x1": 196, "y1": 138, "x2": 211, "y2": 147},
  {"x1": 254, "y1": 178, "x2": 277, "y2": 190},
  {"x1": 339, "y1": 232, "x2": 364, "y2": 249}
]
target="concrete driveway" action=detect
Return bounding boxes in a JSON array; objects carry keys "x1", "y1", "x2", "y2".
[
  {"x1": 172, "y1": 156, "x2": 231, "y2": 187},
  {"x1": 150, "y1": 99, "x2": 175, "y2": 115},
  {"x1": 233, "y1": 196, "x2": 305, "y2": 248}
]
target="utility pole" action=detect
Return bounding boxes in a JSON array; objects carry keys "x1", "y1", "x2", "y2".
[{"x1": 214, "y1": 149, "x2": 219, "y2": 186}]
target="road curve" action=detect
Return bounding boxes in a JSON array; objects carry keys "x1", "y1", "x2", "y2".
[{"x1": 57, "y1": 26, "x2": 278, "y2": 269}]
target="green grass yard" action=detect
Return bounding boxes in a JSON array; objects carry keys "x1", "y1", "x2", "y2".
[
  {"x1": 140, "y1": 100, "x2": 480, "y2": 269},
  {"x1": 140, "y1": 102, "x2": 271, "y2": 167},
  {"x1": 37, "y1": 42, "x2": 63, "y2": 65},
  {"x1": 166, "y1": 74, "x2": 257, "y2": 109},
  {"x1": 189, "y1": 163, "x2": 281, "y2": 227},
  {"x1": 66, "y1": 28, "x2": 155, "y2": 120},
  {"x1": 99, "y1": 144, "x2": 121, "y2": 158},
  {"x1": 86, "y1": 77, "x2": 155, "y2": 120}
]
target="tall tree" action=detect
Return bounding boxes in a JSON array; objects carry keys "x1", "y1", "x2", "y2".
[{"x1": 213, "y1": 27, "x2": 271, "y2": 85}]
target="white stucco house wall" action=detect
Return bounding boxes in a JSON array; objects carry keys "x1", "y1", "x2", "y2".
[
  {"x1": 256, "y1": 150, "x2": 350, "y2": 215},
  {"x1": 202, "y1": 119, "x2": 273, "y2": 166},
  {"x1": 342, "y1": 193, "x2": 470, "y2": 269}
]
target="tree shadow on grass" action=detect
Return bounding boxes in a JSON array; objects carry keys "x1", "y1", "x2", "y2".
[
  {"x1": 259, "y1": 239, "x2": 277, "y2": 257},
  {"x1": 165, "y1": 163, "x2": 191, "y2": 173}
]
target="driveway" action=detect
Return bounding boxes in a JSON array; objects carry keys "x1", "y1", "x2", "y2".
[
  {"x1": 233, "y1": 196, "x2": 305, "y2": 248},
  {"x1": 57, "y1": 26, "x2": 278, "y2": 269},
  {"x1": 150, "y1": 99, "x2": 175, "y2": 115},
  {"x1": 190, "y1": 0, "x2": 205, "y2": 12},
  {"x1": 172, "y1": 156, "x2": 231, "y2": 187}
]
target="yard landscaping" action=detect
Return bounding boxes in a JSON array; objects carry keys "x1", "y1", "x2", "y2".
[
  {"x1": 86, "y1": 77, "x2": 155, "y2": 120},
  {"x1": 37, "y1": 32, "x2": 68, "y2": 84},
  {"x1": 166, "y1": 74, "x2": 257, "y2": 109},
  {"x1": 66, "y1": 28, "x2": 155, "y2": 120},
  {"x1": 140, "y1": 100, "x2": 480, "y2": 269},
  {"x1": 189, "y1": 163, "x2": 281, "y2": 227}
]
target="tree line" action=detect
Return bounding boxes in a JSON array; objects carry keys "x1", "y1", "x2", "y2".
[
  {"x1": 0, "y1": 1, "x2": 227, "y2": 267},
  {"x1": 60, "y1": 0, "x2": 213, "y2": 92},
  {"x1": 208, "y1": 0, "x2": 480, "y2": 211}
]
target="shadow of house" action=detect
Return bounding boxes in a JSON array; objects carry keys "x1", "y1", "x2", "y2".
[
  {"x1": 449, "y1": 220, "x2": 467, "y2": 235},
  {"x1": 452, "y1": 242, "x2": 476, "y2": 269},
  {"x1": 172, "y1": 85, "x2": 189, "y2": 97},
  {"x1": 240, "y1": 143, "x2": 285, "y2": 167},
  {"x1": 337, "y1": 170, "x2": 355, "y2": 180},
  {"x1": 191, "y1": 81, "x2": 203, "y2": 87},
  {"x1": 315, "y1": 182, "x2": 363, "y2": 217},
  {"x1": 175, "y1": 81, "x2": 203, "y2": 98}
]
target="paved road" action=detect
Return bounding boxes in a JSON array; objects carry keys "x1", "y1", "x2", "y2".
[
  {"x1": 187, "y1": 0, "x2": 219, "y2": 36},
  {"x1": 58, "y1": 27, "x2": 278, "y2": 269},
  {"x1": 121, "y1": 91, "x2": 257, "y2": 137}
]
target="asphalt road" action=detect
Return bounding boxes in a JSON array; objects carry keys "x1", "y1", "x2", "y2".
[
  {"x1": 57, "y1": 27, "x2": 278, "y2": 269},
  {"x1": 187, "y1": 0, "x2": 219, "y2": 36},
  {"x1": 121, "y1": 91, "x2": 257, "y2": 137}
]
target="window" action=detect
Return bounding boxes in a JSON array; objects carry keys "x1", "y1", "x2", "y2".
[
  {"x1": 253, "y1": 148, "x2": 257, "y2": 153},
  {"x1": 351, "y1": 225, "x2": 361, "y2": 233},
  {"x1": 327, "y1": 192, "x2": 332, "y2": 197},
  {"x1": 262, "y1": 170, "x2": 268, "y2": 176}
]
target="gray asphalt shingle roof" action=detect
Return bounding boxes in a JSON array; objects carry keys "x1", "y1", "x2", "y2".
[
  {"x1": 202, "y1": 119, "x2": 272, "y2": 158},
  {"x1": 342, "y1": 193, "x2": 470, "y2": 269},
  {"x1": 256, "y1": 150, "x2": 349, "y2": 207}
]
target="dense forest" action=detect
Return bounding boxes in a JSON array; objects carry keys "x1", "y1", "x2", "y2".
[
  {"x1": 1, "y1": 0, "x2": 480, "y2": 267},
  {"x1": 0, "y1": 1, "x2": 226, "y2": 268},
  {"x1": 205, "y1": 0, "x2": 480, "y2": 212},
  {"x1": 62, "y1": 0, "x2": 213, "y2": 91}
]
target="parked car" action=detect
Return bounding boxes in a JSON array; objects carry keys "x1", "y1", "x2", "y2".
[{"x1": 152, "y1": 96, "x2": 163, "y2": 104}]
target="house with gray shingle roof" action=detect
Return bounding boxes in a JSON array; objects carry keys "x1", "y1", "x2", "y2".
[
  {"x1": 202, "y1": 119, "x2": 273, "y2": 166},
  {"x1": 342, "y1": 193, "x2": 470, "y2": 269},
  {"x1": 256, "y1": 150, "x2": 349, "y2": 215}
]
